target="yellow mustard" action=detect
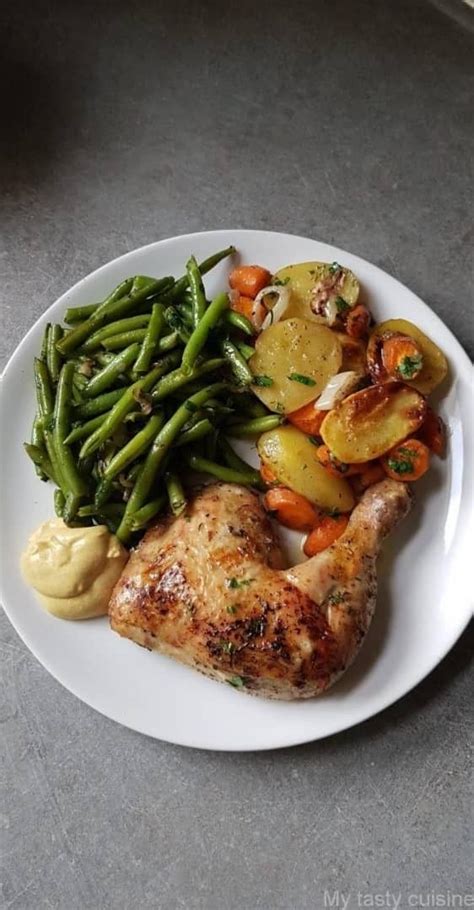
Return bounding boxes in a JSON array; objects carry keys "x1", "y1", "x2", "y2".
[{"x1": 21, "y1": 518, "x2": 128, "y2": 620}]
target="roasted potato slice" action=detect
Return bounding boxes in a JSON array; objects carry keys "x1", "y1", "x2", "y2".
[
  {"x1": 367, "y1": 319, "x2": 448, "y2": 395},
  {"x1": 320, "y1": 384, "x2": 427, "y2": 463},
  {"x1": 258, "y1": 426, "x2": 355, "y2": 512},
  {"x1": 249, "y1": 318, "x2": 342, "y2": 414},
  {"x1": 273, "y1": 261, "x2": 360, "y2": 322}
]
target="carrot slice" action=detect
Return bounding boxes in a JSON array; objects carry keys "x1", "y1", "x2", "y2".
[
  {"x1": 303, "y1": 513, "x2": 350, "y2": 557},
  {"x1": 417, "y1": 407, "x2": 446, "y2": 457},
  {"x1": 345, "y1": 304, "x2": 371, "y2": 339},
  {"x1": 263, "y1": 486, "x2": 319, "y2": 532},
  {"x1": 381, "y1": 438, "x2": 430, "y2": 481},
  {"x1": 287, "y1": 401, "x2": 326, "y2": 437},
  {"x1": 229, "y1": 266, "x2": 272, "y2": 299},
  {"x1": 381, "y1": 332, "x2": 424, "y2": 381},
  {"x1": 260, "y1": 463, "x2": 277, "y2": 485}
]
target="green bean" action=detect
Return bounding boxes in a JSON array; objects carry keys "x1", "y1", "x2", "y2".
[
  {"x1": 235, "y1": 341, "x2": 255, "y2": 361},
  {"x1": 43, "y1": 425, "x2": 65, "y2": 490},
  {"x1": 103, "y1": 412, "x2": 165, "y2": 481},
  {"x1": 94, "y1": 477, "x2": 115, "y2": 509},
  {"x1": 220, "y1": 339, "x2": 253, "y2": 387},
  {"x1": 186, "y1": 255, "x2": 207, "y2": 328},
  {"x1": 128, "y1": 496, "x2": 167, "y2": 532},
  {"x1": 93, "y1": 352, "x2": 116, "y2": 368},
  {"x1": 101, "y1": 329, "x2": 148, "y2": 351},
  {"x1": 83, "y1": 343, "x2": 140, "y2": 398},
  {"x1": 219, "y1": 436, "x2": 260, "y2": 478},
  {"x1": 40, "y1": 323, "x2": 51, "y2": 361},
  {"x1": 80, "y1": 353, "x2": 180, "y2": 458},
  {"x1": 30, "y1": 417, "x2": 47, "y2": 480},
  {"x1": 65, "y1": 413, "x2": 106, "y2": 444},
  {"x1": 57, "y1": 276, "x2": 172, "y2": 354},
  {"x1": 186, "y1": 453, "x2": 259, "y2": 486},
  {"x1": 156, "y1": 330, "x2": 179, "y2": 353},
  {"x1": 63, "y1": 277, "x2": 135, "y2": 325},
  {"x1": 34, "y1": 358, "x2": 54, "y2": 418},
  {"x1": 47, "y1": 324, "x2": 63, "y2": 382},
  {"x1": 54, "y1": 489, "x2": 66, "y2": 518},
  {"x1": 78, "y1": 503, "x2": 125, "y2": 519},
  {"x1": 23, "y1": 443, "x2": 57, "y2": 484},
  {"x1": 181, "y1": 293, "x2": 229, "y2": 374},
  {"x1": 116, "y1": 382, "x2": 227, "y2": 541},
  {"x1": 74, "y1": 388, "x2": 125, "y2": 419},
  {"x1": 224, "y1": 310, "x2": 255, "y2": 336},
  {"x1": 226, "y1": 414, "x2": 284, "y2": 437},
  {"x1": 151, "y1": 358, "x2": 224, "y2": 403},
  {"x1": 168, "y1": 245, "x2": 236, "y2": 302},
  {"x1": 130, "y1": 275, "x2": 158, "y2": 293},
  {"x1": 82, "y1": 315, "x2": 151, "y2": 352},
  {"x1": 165, "y1": 472, "x2": 186, "y2": 516},
  {"x1": 64, "y1": 303, "x2": 99, "y2": 324},
  {"x1": 133, "y1": 303, "x2": 165, "y2": 375},
  {"x1": 174, "y1": 417, "x2": 214, "y2": 447},
  {"x1": 53, "y1": 362, "x2": 88, "y2": 507},
  {"x1": 63, "y1": 492, "x2": 83, "y2": 524}
]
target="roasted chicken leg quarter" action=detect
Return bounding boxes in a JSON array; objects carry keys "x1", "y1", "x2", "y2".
[{"x1": 109, "y1": 479, "x2": 412, "y2": 699}]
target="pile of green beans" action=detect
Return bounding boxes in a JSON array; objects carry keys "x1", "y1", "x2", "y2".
[{"x1": 24, "y1": 246, "x2": 283, "y2": 544}]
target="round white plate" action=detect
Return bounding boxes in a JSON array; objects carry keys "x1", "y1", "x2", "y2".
[{"x1": 1, "y1": 230, "x2": 472, "y2": 751}]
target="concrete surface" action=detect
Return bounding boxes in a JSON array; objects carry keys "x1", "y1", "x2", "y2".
[{"x1": 1, "y1": 0, "x2": 473, "y2": 908}]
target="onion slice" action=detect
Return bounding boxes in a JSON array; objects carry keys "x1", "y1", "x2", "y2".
[
  {"x1": 317, "y1": 371, "x2": 361, "y2": 410},
  {"x1": 252, "y1": 285, "x2": 290, "y2": 331},
  {"x1": 310, "y1": 298, "x2": 339, "y2": 327}
]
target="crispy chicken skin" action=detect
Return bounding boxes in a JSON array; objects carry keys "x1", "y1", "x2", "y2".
[{"x1": 109, "y1": 479, "x2": 412, "y2": 699}]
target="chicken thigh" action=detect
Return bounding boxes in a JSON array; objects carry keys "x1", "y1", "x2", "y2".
[{"x1": 109, "y1": 479, "x2": 411, "y2": 699}]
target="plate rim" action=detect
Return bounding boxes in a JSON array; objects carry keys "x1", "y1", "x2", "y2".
[{"x1": 1, "y1": 228, "x2": 473, "y2": 751}]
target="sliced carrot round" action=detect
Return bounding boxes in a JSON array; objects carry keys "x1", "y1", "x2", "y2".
[
  {"x1": 229, "y1": 265, "x2": 272, "y2": 299},
  {"x1": 263, "y1": 486, "x2": 319, "y2": 532},
  {"x1": 381, "y1": 438, "x2": 430, "y2": 481},
  {"x1": 303, "y1": 513, "x2": 350, "y2": 557}
]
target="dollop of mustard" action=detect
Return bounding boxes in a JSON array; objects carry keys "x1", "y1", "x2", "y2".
[{"x1": 21, "y1": 519, "x2": 128, "y2": 620}]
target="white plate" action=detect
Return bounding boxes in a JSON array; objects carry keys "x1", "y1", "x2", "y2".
[{"x1": 1, "y1": 230, "x2": 472, "y2": 751}]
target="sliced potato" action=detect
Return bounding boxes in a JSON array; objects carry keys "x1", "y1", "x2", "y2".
[
  {"x1": 367, "y1": 319, "x2": 448, "y2": 395},
  {"x1": 249, "y1": 318, "x2": 342, "y2": 414},
  {"x1": 258, "y1": 425, "x2": 354, "y2": 512},
  {"x1": 321, "y1": 384, "x2": 427, "y2": 463},
  {"x1": 273, "y1": 261, "x2": 360, "y2": 322}
]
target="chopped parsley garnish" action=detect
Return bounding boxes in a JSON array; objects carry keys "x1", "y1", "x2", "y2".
[
  {"x1": 327, "y1": 592, "x2": 346, "y2": 605},
  {"x1": 387, "y1": 457, "x2": 413, "y2": 475},
  {"x1": 221, "y1": 641, "x2": 235, "y2": 655},
  {"x1": 273, "y1": 276, "x2": 290, "y2": 286},
  {"x1": 288, "y1": 373, "x2": 316, "y2": 386},
  {"x1": 252, "y1": 375, "x2": 273, "y2": 387},
  {"x1": 329, "y1": 261, "x2": 341, "y2": 274},
  {"x1": 397, "y1": 354, "x2": 423, "y2": 380},
  {"x1": 227, "y1": 675, "x2": 246, "y2": 688},
  {"x1": 335, "y1": 296, "x2": 350, "y2": 313},
  {"x1": 227, "y1": 577, "x2": 253, "y2": 589},
  {"x1": 273, "y1": 402, "x2": 285, "y2": 414},
  {"x1": 227, "y1": 604, "x2": 238, "y2": 615}
]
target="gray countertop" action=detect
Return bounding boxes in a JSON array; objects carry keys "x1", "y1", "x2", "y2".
[{"x1": 1, "y1": 1, "x2": 473, "y2": 908}]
